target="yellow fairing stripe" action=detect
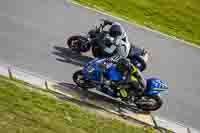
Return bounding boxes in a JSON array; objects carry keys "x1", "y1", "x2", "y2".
[
  {"x1": 131, "y1": 75, "x2": 137, "y2": 81},
  {"x1": 131, "y1": 65, "x2": 137, "y2": 73},
  {"x1": 120, "y1": 89, "x2": 128, "y2": 97},
  {"x1": 153, "y1": 88, "x2": 165, "y2": 91}
]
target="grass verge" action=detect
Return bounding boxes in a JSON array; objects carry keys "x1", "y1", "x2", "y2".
[
  {"x1": 73, "y1": 0, "x2": 200, "y2": 46},
  {"x1": 0, "y1": 75, "x2": 161, "y2": 133}
]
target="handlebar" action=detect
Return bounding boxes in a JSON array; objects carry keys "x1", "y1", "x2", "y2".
[
  {"x1": 94, "y1": 23, "x2": 104, "y2": 32},
  {"x1": 100, "y1": 19, "x2": 113, "y2": 25}
]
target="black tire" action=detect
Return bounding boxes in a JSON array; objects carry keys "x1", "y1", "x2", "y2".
[
  {"x1": 92, "y1": 46, "x2": 112, "y2": 58},
  {"x1": 92, "y1": 46, "x2": 103, "y2": 58},
  {"x1": 135, "y1": 95, "x2": 163, "y2": 111},
  {"x1": 88, "y1": 29, "x2": 98, "y2": 39},
  {"x1": 73, "y1": 70, "x2": 95, "y2": 89},
  {"x1": 67, "y1": 35, "x2": 90, "y2": 52}
]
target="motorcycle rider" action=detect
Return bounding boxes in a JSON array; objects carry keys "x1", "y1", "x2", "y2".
[
  {"x1": 115, "y1": 58, "x2": 146, "y2": 97},
  {"x1": 99, "y1": 19, "x2": 149, "y2": 70},
  {"x1": 99, "y1": 58, "x2": 146, "y2": 99},
  {"x1": 100, "y1": 20, "x2": 130, "y2": 61}
]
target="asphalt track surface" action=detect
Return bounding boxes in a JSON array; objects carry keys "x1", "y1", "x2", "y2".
[{"x1": 0, "y1": 0, "x2": 200, "y2": 130}]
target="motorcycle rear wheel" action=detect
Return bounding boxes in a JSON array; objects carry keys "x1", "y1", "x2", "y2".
[
  {"x1": 135, "y1": 95, "x2": 163, "y2": 111},
  {"x1": 67, "y1": 35, "x2": 90, "y2": 52}
]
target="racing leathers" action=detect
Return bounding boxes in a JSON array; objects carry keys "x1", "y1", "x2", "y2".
[
  {"x1": 97, "y1": 58, "x2": 146, "y2": 98},
  {"x1": 100, "y1": 20, "x2": 149, "y2": 69},
  {"x1": 101, "y1": 20, "x2": 131, "y2": 62},
  {"x1": 121, "y1": 64, "x2": 146, "y2": 96}
]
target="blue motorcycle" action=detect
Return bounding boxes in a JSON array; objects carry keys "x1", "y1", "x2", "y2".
[{"x1": 73, "y1": 58, "x2": 168, "y2": 111}]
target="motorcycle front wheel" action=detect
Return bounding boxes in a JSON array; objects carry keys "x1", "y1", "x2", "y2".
[
  {"x1": 67, "y1": 35, "x2": 90, "y2": 52},
  {"x1": 73, "y1": 70, "x2": 95, "y2": 89},
  {"x1": 135, "y1": 95, "x2": 163, "y2": 111}
]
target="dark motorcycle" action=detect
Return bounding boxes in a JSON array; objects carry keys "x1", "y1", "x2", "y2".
[
  {"x1": 73, "y1": 58, "x2": 168, "y2": 112},
  {"x1": 67, "y1": 20, "x2": 149, "y2": 72},
  {"x1": 67, "y1": 21, "x2": 104, "y2": 54}
]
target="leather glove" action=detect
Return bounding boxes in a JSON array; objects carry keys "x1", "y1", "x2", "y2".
[{"x1": 142, "y1": 48, "x2": 150, "y2": 56}]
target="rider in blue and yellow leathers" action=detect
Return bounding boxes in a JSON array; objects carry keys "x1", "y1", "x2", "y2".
[
  {"x1": 115, "y1": 58, "x2": 146, "y2": 97},
  {"x1": 98, "y1": 58, "x2": 146, "y2": 99}
]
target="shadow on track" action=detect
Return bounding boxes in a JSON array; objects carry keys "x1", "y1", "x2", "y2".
[
  {"x1": 52, "y1": 82, "x2": 129, "y2": 114},
  {"x1": 53, "y1": 82, "x2": 148, "y2": 114},
  {"x1": 50, "y1": 82, "x2": 158, "y2": 131},
  {"x1": 52, "y1": 46, "x2": 93, "y2": 66},
  {"x1": 50, "y1": 82, "x2": 120, "y2": 113}
]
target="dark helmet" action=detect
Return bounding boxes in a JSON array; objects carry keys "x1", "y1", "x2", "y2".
[
  {"x1": 116, "y1": 58, "x2": 131, "y2": 72},
  {"x1": 109, "y1": 24, "x2": 123, "y2": 38}
]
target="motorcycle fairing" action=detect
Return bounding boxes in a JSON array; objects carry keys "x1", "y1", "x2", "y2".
[{"x1": 145, "y1": 78, "x2": 168, "y2": 95}]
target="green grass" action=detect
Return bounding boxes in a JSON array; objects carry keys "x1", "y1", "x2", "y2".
[
  {"x1": 74, "y1": 0, "x2": 200, "y2": 46},
  {"x1": 0, "y1": 75, "x2": 160, "y2": 133}
]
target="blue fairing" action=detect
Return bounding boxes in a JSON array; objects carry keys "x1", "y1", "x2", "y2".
[
  {"x1": 82, "y1": 58, "x2": 123, "y2": 81},
  {"x1": 82, "y1": 58, "x2": 168, "y2": 96},
  {"x1": 145, "y1": 78, "x2": 168, "y2": 95},
  {"x1": 106, "y1": 65, "x2": 122, "y2": 81}
]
